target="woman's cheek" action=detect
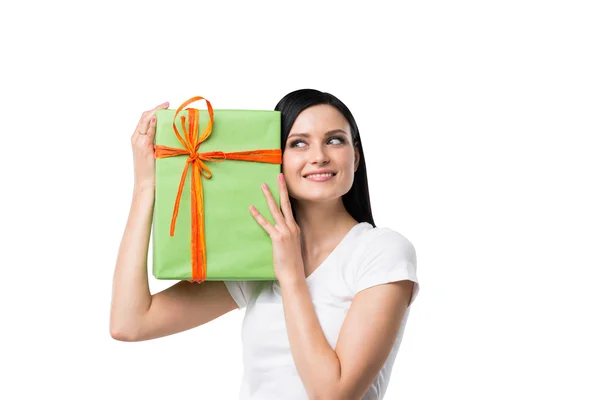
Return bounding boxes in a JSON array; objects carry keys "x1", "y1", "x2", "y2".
[{"x1": 281, "y1": 162, "x2": 298, "y2": 198}]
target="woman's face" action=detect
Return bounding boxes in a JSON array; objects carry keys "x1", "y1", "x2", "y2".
[{"x1": 283, "y1": 104, "x2": 359, "y2": 203}]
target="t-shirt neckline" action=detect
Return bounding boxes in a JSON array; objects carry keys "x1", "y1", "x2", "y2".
[{"x1": 305, "y1": 221, "x2": 371, "y2": 283}]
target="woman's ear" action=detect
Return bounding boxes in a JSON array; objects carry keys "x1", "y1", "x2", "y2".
[{"x1": 354, "y1": 145, "x2": 360, "y2": 172}]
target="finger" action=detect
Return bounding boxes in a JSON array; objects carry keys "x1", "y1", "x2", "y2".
[
  {"x1": 136, "y1": 101, "x2": 169, "y2": 134},
  {"x1": 261, "y1": 183, "x2": 286, "y2": 229},
  {"x1": 135, "y1": 101, "x2": 169, "y2": 135},
  {"x1": 146, "y1": 116, "x2": 157, "y2": 140},
  {"x1": 250, "y1": 205, "x2": 277, "y2": 236},
  {"x1": 277, "y1": 173, "x2": 295, "y2": 227}
]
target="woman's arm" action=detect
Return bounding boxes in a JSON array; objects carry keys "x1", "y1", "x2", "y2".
[
  {"x1": 109, "y1": 186, "x2": 239, "y2": 342},
  {"x1": 280, "y1": 277, "x2": 414, "y2": 400},
  {"x1": 109, "y1": 185, "x2": 155, "y2": 339},
  {"x1": 109, "y1": 103, "x2": 238, "y2": 342}
]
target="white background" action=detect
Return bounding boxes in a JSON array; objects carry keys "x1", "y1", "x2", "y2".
[{"x1": 1, "y1": 0, "x2": 598, "y2": 399}]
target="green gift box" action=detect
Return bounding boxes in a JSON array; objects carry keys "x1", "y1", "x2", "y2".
[{"x1": 151, "y1": 96, "x2": 281, "y2": 282}]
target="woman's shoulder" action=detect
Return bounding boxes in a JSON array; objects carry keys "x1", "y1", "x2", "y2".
[
  {"x1": 350, "y1": 223, "x2": 417, "y2": 268},
  {"x1": 357, "y1": 223, "x2": 415, "y2": 254},
  {"x1": 347, "y1": 223, "x2": 419, "y2": 296}
]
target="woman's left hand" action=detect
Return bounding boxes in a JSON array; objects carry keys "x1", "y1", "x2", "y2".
[{"x1": 250, "y1": 173, "x2": 305, "y2": 285}]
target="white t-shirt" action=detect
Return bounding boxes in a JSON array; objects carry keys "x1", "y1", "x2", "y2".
[{"x1": 224, "y1": 222, "x2": 419, "y2": 400}]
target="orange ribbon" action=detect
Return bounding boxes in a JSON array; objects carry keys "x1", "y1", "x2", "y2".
[{"x1": 154, "y1": 96, "x2": 282, "y2": 283}]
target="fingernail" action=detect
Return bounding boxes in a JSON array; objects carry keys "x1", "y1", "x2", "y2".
[
  {"x1": 151, "y1": 117, "x2": 156, "y2": 123},
  {"x1": 162, "y1": 101, "x2": 169, "y2": 106},
  {"x1": 279, "y1": 173, "x2": 284, "y2": 181},
  {"x1": 262, "y1": 183, "x2": 267, "y2": 190},
  {"x1": 250, "y1": 205, "x2": 256, "y2": 211}
]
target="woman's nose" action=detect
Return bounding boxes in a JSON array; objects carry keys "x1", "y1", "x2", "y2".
[{"x1": 310, "y1": 145, "x2": 329, "y2": 164}]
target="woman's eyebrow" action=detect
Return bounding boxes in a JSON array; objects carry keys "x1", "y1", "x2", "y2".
[{"x1": 288, "y1": 129, "x2": 348, "y2": 139}]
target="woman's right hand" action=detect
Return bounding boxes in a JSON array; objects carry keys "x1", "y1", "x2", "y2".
[{"x1": 130, "y1": 101, "x2": 170, "y2": 191}]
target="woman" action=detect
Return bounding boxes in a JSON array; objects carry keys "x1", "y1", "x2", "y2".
[{"x1": 110, "y1": 89, "x2": 420, "y2": 399}]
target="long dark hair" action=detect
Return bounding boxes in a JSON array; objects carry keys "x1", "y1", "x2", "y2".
[{"x1": 275, "y1": 89, "x2": 376, "y2": 227}]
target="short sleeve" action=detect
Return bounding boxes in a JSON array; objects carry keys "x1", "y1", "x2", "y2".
[
  {"x1": 223, "y1": 280, "x2": 263, "y2": 309},
  {"x1": 353, "y1": 228, "x2": 420, "y2": 307}
]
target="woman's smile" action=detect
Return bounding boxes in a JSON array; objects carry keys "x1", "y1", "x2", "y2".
[
  {"x1": 304, "y1": 173, "x2": 336, "y2": 182},
  {"x1": 303, "y1": 169, "x2": 338, "y2": 182}
]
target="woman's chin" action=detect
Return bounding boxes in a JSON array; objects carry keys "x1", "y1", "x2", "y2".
[
  {"x1": 290, "y1": 191, "x2": 343, "y2": 204},
  {"x1": 287, "y1": 179, "x2": 352, "y2": 204}
]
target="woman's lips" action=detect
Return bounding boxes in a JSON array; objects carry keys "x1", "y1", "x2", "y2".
[{"x1": 304, "y1": 173, "x2": 336, "y2": 182}]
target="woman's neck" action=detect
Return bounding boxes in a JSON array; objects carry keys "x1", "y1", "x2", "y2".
[{"x1": 292, "y1": 198, "x2": 359, "y2": 258}]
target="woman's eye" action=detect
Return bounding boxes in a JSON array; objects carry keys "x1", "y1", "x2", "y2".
[
  {"x1": 289, "y1": 136, "x2": 345, "y2": 148},
  {"x1": 289, "y1": 140, "x2": 306, "y2": 148}
]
